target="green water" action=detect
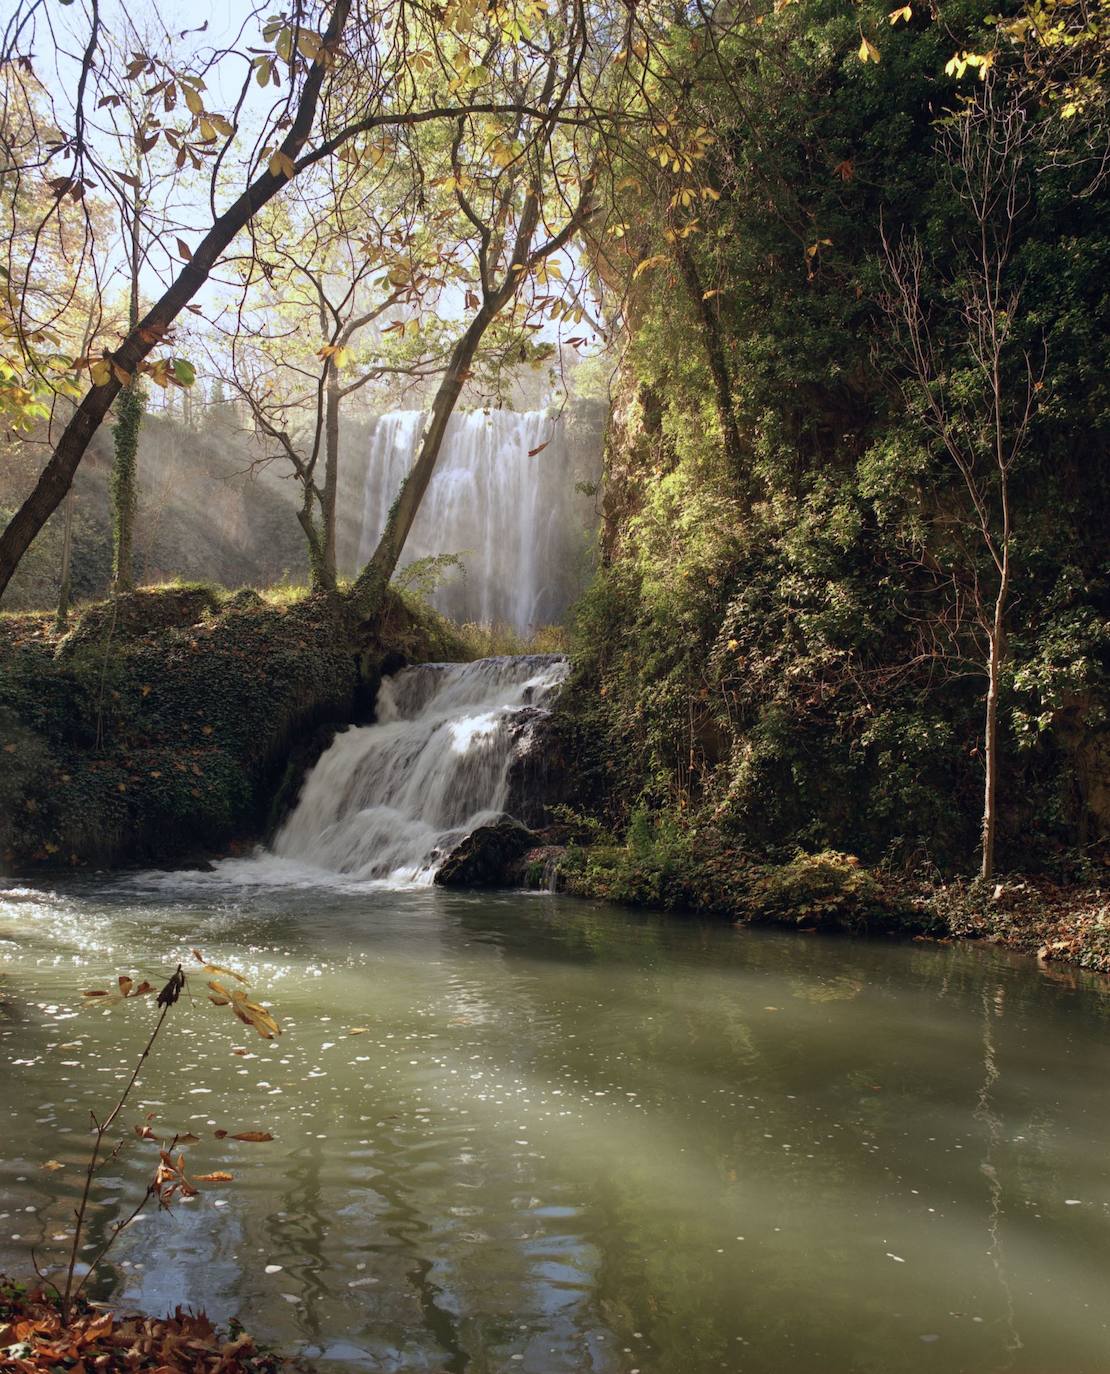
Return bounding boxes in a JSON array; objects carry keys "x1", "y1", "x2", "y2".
[{"x1": 1, "y1": 871, "x2": 1108, "y2": 1372}]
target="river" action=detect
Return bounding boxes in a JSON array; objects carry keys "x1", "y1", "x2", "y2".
[{"x1": 1, "y1": 875, "x2": 1108, "y2": 1372}]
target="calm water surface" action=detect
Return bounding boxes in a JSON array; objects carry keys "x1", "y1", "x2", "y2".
[{"x1": 1, "y1": 870, "x2": 1108, "y2": 1373}]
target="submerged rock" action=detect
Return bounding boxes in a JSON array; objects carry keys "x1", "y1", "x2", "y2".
[{"x1": 434, "y1": 816, "x2": 539, "y2": 888}]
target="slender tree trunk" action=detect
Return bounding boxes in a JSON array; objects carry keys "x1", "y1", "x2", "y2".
[
  {"x1": 674, "y1": 243, "x2": 746, "y2": 485},
  {"x1": 0, "y1": 0, "x2": 352, "y2": 605},
  {"x1": 323, "y1": 361, "x2": 340, "y2": 582},
  {"x1": 297, "y1": 504, "x2": 330, "y2": 591},
  {"x1": 112, "y1": 180, "x2": 144, "y2": 593},
  {"x1": 352, "y1": 309, "x2": 493, "y2": 614},
  {"x1": 110, "y1": 384, "x2": 144, "y2": 592},
  {"x1": 980, "y1": 544, "x2": 1009, "y2": 881},
  {"x1": 55, "y1": 487, "x2": 76, "y2": 630}
]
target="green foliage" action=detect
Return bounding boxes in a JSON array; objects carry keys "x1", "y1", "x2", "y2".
[
  {"x1": 0, "y1": 583, "x2": 463, "y2": 869},
  {"x1": 565, "y1": 0, "x2": 1110, "y2": 877}
]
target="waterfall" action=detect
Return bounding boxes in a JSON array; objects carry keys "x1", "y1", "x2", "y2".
[
  {"x1": 274, "y1": 655, "x2": 568, "y2": 885},
  {"x1": 354, "y1": 409, "x2": 597, "y2": 630}
]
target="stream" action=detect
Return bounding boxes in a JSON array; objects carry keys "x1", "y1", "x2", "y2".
[{"x1": 1, "y1": 878, "x2": 1109, "y2": 1372}]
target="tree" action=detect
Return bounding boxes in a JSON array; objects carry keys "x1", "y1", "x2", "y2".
[
  {"x1": 882, "y1": 78, "x2": 1041, "y2": 879},
  {"x1": 350, "y1": 0, "x2": 604, "y2": 610},
  {"x1": 219, "y1": 163, "x2": 440, "y2": 589},
  {"x1": 0, "y1": 0, "x2": 602, "y2": 603}
]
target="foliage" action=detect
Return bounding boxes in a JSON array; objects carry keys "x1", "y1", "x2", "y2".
[
  {"x1": 0, "y1": 1280, "x2": 295, "y2": 1373},
  {"x1": 0, "y1": 582, "x2": 465, "y2": 869},
  {"x1": 564, "y1": 0, "x2": 1110, "y2": 877}
]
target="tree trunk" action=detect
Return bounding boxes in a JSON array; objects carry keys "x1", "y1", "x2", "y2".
[
  {"x1": 110, "y1": 383, "x2": 144, "y2": 592},
  {"x1": 352, "y1": 310, "x2": 492, "y2": 616},
  {"x1": 0, "y1": 0, "x2": 352, "y2": 605},
  {"x1": 297, "y1": 503, "x2": 329, "y2": 591},
  {"x1": 674, "y1": 243, "x2": 746, "y2": 486},
  {"x1": 323, "y1": 362, "x2": 340, "y2": 583},
  {"x1": 980, "y1": 573, "x2": 1008, "y2": 881},
  {"x1": 55, "y1": 487, "x2": 76, "y2": 630}
]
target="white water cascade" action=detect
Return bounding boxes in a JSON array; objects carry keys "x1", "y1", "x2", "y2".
[
  {"x1": 273, "y1": 655, "x2": 568, "y2": 885},
  {"x1": 353, "y1": 409, "x2": 598, "y2": 630}
]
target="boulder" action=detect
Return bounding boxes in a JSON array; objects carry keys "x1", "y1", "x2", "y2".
[{"x1": 434, "y1": 816, "x2": 539, "y2": 888}]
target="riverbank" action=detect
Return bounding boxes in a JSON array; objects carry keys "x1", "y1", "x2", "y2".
[
  {"x1": 513, "y1": 836, "x2": 1110, "y2": 975},
  {"x1": 0, "y1": 583, "x2": 469, "y2": 871}
]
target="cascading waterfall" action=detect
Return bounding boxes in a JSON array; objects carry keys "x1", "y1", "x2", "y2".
[
  {"x1": 274, "y1": 655, "x2": 568, "y2": 885},
  {"x1": 354, "y1": 409, "x2": 597, "y2": 630}
]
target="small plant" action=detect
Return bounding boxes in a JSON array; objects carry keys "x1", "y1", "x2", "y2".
[{"x1": 34, "y1": 951, "x2": 281, "y2": 1322}]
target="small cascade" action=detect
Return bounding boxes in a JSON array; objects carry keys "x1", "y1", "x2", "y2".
[
  {"x1": 274, "y1": 655, "x2": 568, "y2": 885},
  {"x1": 354, "y1": 409, "x2": 599, "y2": 630}
]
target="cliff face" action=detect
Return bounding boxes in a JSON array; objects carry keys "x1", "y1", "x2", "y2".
[{"x1": 563, "y1": 345, "x2": 1109, "y2": 877}]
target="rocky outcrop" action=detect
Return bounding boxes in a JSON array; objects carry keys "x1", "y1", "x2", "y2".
[{"x1": 434, "y1": 816, "x2": 540, "y2": 887}]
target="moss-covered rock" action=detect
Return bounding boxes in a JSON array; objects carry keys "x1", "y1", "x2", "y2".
[{"x1": 0, "y1": 584, "x2": 469, "y2": 871}]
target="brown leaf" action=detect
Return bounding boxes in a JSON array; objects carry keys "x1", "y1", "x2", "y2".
[
  {"x1": 204, "y1": 963, "x2": 248, "y2": 983},
  {"x1": 194, "y1": 1171, "x2": 234, "y2": 1182},
  {"x1": 229, "y1": 1131, "x2": 273, "y2": 1143}
]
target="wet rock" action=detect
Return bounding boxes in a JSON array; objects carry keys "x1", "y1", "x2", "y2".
[{"x1": 434, "y1": 816, "x2": 540, "y2": 888}]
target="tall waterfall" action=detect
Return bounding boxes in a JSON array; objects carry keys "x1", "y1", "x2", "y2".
[
  {"x1": 274, "y1": 655, "x2": 567, "y2": 885},
  {"x1": 353, "y1": 409, "x2": 598, "y2": 630}
]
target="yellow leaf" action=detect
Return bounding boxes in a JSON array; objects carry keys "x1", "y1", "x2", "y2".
[
  {"x1": 632, "y1": 254, "x2": 668, "y2": 281},
  {"x1": 267, "y1": 150, "x2": 295, "y2": 179},
  {"x1": 184, "y1": 87, "x2": 204, "y2": 116},
  {"x1": 888, "y1": 5, "x2": 912, "y2": 22},
  {"x1": 90, "y1": 359, "x2": 111, "y2": 386},
  {"x1": 858, "y1": 35, "x2": 881, "y2": 63}
]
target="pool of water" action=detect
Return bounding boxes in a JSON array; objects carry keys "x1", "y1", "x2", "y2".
[{"x1": 1, "y1": 871, "x2": 1108, "y2": 1372}]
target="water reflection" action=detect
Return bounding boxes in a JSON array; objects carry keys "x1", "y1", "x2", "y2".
[{"x1": 1, "y1": 879, "x2": 1109, "y2": 1372}]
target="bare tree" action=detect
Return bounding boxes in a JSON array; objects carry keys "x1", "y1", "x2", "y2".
[{"x1": 883, "y1": 77, "x2": 1042, "y2": 880}]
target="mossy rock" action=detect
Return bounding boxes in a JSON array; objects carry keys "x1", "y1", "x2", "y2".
[{"x1": 56, "y1": 585, "x2": 223, "y2": 656}]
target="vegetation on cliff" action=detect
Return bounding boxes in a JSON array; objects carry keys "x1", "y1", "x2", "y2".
[{"x1": 561, "y1": 0, "x2": 1109, "y2": 888}]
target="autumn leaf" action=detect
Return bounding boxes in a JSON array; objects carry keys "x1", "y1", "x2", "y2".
[
  {"x1": 204, "y1": 962, "x2": 248, "y2": 983},
  {"x1": 194, "y1": 1171, "x2": 235, "y2": 1183},
  {"x1": 267, "y1": 150, "x2": 296, "y2": 179},
  {"x1": 632, "y1": 253, "x2": 669, "y2": 281},
  {"x1": 888, "y1": 5, "x2": 912, "y2": 22},
  {"x1": 858, "y1": 35, "x2": 881, "y2": 63},
  {"x1": 230, "y1": 1131, "x2": 274, "y2": 1142}
]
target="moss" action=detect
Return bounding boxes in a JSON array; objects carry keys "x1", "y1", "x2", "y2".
[
  {"x1": 555, "y1": 820, "x2": 920, "y2": 933},
  {"x1": 0, "y1": 582, "x2": 465, "y2": 871}
]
